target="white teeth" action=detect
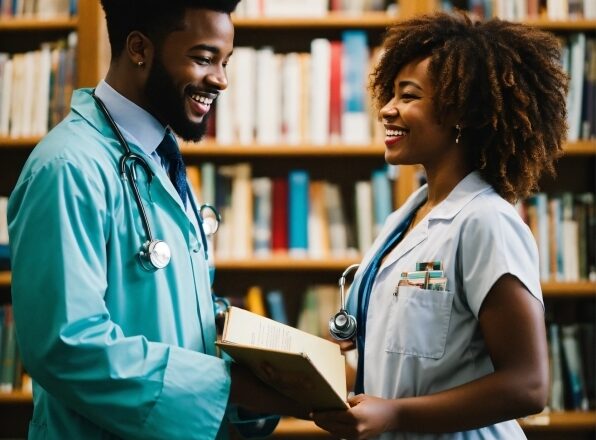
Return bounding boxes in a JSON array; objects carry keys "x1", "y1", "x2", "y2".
[
  {"x1": 191, "y1": 94, "x2": 213, "y2": 105},
  {"x1": 386, "y1": 129, "x2": 406, "y2": 137}
]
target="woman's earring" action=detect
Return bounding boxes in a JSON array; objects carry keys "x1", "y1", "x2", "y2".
[
  {"x1": 137, "y1": 61, "x2": 145, "y2": 67},
  {"x1": 455, "y1": 124, "x2": 462, "y2": 144}
]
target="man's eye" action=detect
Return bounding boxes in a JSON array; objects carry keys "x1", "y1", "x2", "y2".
[{"x1": 193, "y1": 56, "x2": 211, "y2": 65}]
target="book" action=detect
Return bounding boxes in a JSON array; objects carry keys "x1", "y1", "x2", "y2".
[{"x1": 217, "y1": 306, "x2": 348, "y2": 411}]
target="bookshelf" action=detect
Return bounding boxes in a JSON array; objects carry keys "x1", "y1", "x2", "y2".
[{"x1": 0, "y1": 1, "x2": 594, "y2": 439}]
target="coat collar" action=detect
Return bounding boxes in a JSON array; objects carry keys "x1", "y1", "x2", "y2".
[{"x1": 366, "y1": 171, "x2": 493, "y2": 273}]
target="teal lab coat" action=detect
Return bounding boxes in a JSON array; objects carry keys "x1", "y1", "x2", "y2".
[{"x1": 8, "y1": 89, "x2": 231, "y2": 439}]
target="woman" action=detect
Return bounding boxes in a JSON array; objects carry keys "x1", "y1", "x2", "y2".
[{"x1": 314, "y1": 12, "x2": 568, "y2": 440}]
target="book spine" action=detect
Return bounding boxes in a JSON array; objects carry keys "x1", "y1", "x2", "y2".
[{"x1": 288, "y1": 170, "x2": 310, "y2": 256}]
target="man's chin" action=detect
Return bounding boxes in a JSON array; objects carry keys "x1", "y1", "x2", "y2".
[{"x1": 171, "y1": 122, "x2": 207, "y2": 143}]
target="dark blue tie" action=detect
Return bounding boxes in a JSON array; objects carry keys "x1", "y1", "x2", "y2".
[
  {"x1": 354, "y1": 210, "x2": 416, "y2": 395},
  {"x1": 157, "y1": 131, "x2": 188, "y2": 207}
]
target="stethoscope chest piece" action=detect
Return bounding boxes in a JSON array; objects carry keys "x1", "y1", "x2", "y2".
[{"x1": 140, "y1": 240, "x2": 171, "y2": 271}]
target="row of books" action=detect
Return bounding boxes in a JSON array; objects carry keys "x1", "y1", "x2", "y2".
[
  {"x1": 188, "y1": 162, "x2": 395, "y2": 259},
  {"x1": 215, "y1": 31, "x2": 381, "y2": 147},
  {"x1": 0, "y1": 304, "x2": 30, "y2": 394},
  {"x1": 0, "y1": 0, "x2": 76, "y2": 18},
  {"x1": 562, "y1": 34, "x2": 596, "y2": 142},
  {"x1": 518, "y1": 192, "x2": 595, "y2": 282},
  {"x1": 233, "y1": 0, "x2": 392, "y2": 18},
  {"x1": 548, "y1": 321, "x2": 595, "y2": 411},
  {"x1": 212, "y1": 32, "x2": 594, "y2": 147},
  {"x1": 0, "y1": 32, "x2": 77, "y2": 138},
  {"x1": 441, "y1": 0, "x2": 596, "y2": 20}
]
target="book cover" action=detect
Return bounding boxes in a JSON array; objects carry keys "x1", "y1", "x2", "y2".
[{"x1": 217, "y1": 306, "x2": 348, "y2": 411}]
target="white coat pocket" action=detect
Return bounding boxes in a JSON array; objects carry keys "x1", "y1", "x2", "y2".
[{"x1": 385, "y1": 285, "x2": 454, "y2": 359}]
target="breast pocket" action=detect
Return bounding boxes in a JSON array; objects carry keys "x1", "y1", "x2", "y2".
[{"x1": 385, "y1": 286, "x2": 454, "y2": 359}]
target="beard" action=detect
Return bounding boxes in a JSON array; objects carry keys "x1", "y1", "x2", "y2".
[{"x1": 144, "y1": 56, "x2": 209, "y2": 142}]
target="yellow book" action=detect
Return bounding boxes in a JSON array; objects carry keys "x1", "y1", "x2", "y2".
[{"x1": 217, "y1": 306, "x2": 348, "y2": 411}]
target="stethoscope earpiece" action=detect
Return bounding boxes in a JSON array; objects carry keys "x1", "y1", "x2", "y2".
[{"x1": 329, "y1": 263, "x2": 360, "y2": 341}]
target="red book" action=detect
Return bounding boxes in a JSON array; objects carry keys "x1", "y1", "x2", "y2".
[
  {"x1": 329, "y1": 40, "x2": 342, "y2": 143},
  {"x1": 271, "y1": 177, "x2": 288, "y2": 252}
]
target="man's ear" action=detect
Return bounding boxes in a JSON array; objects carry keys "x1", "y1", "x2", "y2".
[{"x1": 126, "y1": 31, "x2": 154, "y2": 69}]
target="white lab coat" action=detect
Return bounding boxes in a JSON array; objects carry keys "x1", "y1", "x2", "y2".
[{"x1": 347, "y1": 171, "x2": 542, "y2": 440}]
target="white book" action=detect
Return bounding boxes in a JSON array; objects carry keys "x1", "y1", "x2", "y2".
[
  {"x1": 0, "y1": 196, "x2": 8, "y2": 245},
  {"x1": 282, "y1": 52, "x2": 302, "y2": 145},
  {"x1": 547, "y1": 0, "x2": 569, "y2": 19},
  {"x1": 252, "y1": 177, "x2": 273, "y2": 257},
  {"x1": 355, "y1": 180, "x2": 374, "y2": 254},
  {"x1": 256, "y1": 47, "x2": 281, "y2": 145},
  {"x1": 310, "y1": 39, "x2": 331, "y2": 145},
  {"x1": 263, "y1": 0, "x2": 328, "y2": 17},
  {"x1": 324, "y1": 182, "x2": 348, "y2": 257},
  {"x1": 20, "y1": 51, "x2": 36, "y2": 136},
  {"x1": 215, "y1": 73, "x2": 234, "y2": 145},
  {"x1": 33, "y1": 45, "x2": 51, "y2": 135},
  {"x1": 230, "y1": 163, "x2": 253, "y2": 258},
  {"x1": 10, "y1": 54, "x2": 25, "y2": 138},
  {"x1": 0, "y1": 56, "x2": 12, "y2": 137},
  {"x1": 232, "y1": 47, "x2": 256, "y2": 145},
  {"x1": 585, "y1": 0, "x2": 596, "y2": 18},
  {"x1": 308, "y1": 181, "x2": 329, "y2": 258}
]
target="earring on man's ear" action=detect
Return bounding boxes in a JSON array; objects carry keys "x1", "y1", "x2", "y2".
[
  {"x1": 137, "y1": 61, "x2": 145, "y2": 67},
  {"x1": 455, "y1": 124, "x2": 462, "y2": 144}
]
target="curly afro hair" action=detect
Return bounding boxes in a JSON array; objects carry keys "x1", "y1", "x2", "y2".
[{"x1": 370, "y1": 12, "x2": 569, "y2": 202}]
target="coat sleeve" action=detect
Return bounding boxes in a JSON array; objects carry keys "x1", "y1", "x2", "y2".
[{"x1": 8, "y1": 156, "x2": 230, "y2": 440}]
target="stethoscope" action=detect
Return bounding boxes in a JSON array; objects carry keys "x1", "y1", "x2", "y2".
[
  {"x1": 329, "y1": 263, "x2": 359, "y2": 341},
  {"x1": 92, "y1": 93, "x2": 229, "y2": 320}
]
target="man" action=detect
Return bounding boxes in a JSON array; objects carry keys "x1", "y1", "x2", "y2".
[{"x1": 8, "y1": 1, "x2": 305, "y2": 439}]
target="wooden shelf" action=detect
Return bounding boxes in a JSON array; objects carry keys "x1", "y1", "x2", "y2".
[
  {"x1": 181, "y1": 141, "x2": 386, "y2": 157},
  {"x1": 232, "y1": 11, "x2": 397, "y2": 29},
  {"x1": 523, "y1": 18, "x2": 596, "y2": 31},
  {"x1": 1, "y1": 138, "x2": 594, "y2": 157},
  {"x1": 563, "y1": 140, "x2": 596, "y2": 156},
  {"x1": 520, "y1": 410, "x2": 596, "y2": 431},
  {"x1": 215, "y1": 255, "x2": 360, "y2": 271},
  {"x1": 0, "y1": 391, "x2": 31, "y2": 404},
  {"x1": 0, "y1": 17, "x2": 77, "y2": 31},
  {"x1": 542, "y1": 281, "x2": 596, "y2": 297}
]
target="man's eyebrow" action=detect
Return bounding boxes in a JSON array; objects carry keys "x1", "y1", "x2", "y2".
[
  {"x1": 188, "y1": 44, "x2": 233, "y2": 58},
  {"x1": 189, "y1": 44, "x2": 220, "y2": 53}
]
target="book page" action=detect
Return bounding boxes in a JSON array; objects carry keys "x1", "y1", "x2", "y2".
[{"x1": 222, "y1": 307, "x2": 347, "y2": 405}]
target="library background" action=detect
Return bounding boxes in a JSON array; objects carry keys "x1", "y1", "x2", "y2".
[{"x1": 0, "y1": 0, "x2": 594, "y2": 438}]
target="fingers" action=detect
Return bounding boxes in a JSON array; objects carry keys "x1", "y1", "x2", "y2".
[{"x1": 348, "y1": 393, "x2": 366, "y2": 407}]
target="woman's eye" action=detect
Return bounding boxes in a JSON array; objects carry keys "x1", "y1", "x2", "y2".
[{"x1": 401, "y1": 93, "x2": 417, "y2": 100}]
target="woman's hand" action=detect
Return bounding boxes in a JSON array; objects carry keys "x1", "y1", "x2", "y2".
[{"x1": 311, "y1": 394, "x2": 399, "y2": 440}]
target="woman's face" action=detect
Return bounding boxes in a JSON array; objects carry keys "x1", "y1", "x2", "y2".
[{"x1": 379, "y1": 57, "x2": 455, "y2": 167}]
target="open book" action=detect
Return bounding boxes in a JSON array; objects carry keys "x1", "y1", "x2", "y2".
[{"x1": 217, "y1": 306, "x2": 348, "y2": 411}]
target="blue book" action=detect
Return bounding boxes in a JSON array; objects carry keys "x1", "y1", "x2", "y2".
[
  {"x1": 265, "y1": 290, "x2": 288, "y2": 325},
  {"x1": 288, "y1": 170, "x2": 309, "y2": 256},
  {"x1": 371, "y1": 168, "x2": 393, "y2": 236}
]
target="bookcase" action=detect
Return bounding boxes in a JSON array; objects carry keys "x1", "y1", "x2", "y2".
[{"x1": 0, "y1": 0, "x2": 595, "y2": 439}]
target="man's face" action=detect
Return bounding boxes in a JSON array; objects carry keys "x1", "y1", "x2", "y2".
[{"x1": 145, "y1": 9, "x2": 234, "y2": 141}]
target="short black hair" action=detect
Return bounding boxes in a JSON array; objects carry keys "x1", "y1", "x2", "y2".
[
  {"x1": 99, "y1": 0, "x2": 241, "y2": 58},
  {"x1": 371, "y1": 12, "x2": 568, "y2": 202}
]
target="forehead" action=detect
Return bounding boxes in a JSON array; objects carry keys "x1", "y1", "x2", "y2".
[
  {"x1": 395, "y1": 57, "x2": 431, "y2": 86},
  {"x1": 163, "y1": 8, "x2": 234, "y2": 54}
]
